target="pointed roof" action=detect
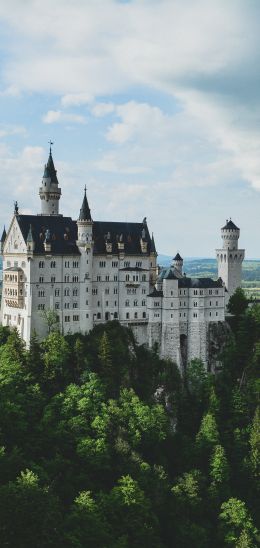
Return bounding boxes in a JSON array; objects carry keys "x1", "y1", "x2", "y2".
[
  {"x1": 173, "y1": 252, "x2": 183, "y2": 262},
  {"x1": 150, "y1": 233, "x2": 156, "y2": 253},
  {"x1": 222, "y1": 219, "x2": 239, "y2": 231},
  {"x1": 1, "y1": 226, "x2": 6, "y2": 243},
  {"x1": 79, "y1": 186, "x2": 91, "y2": 221},
  {"x1": 43, "y1": 147, "x2": 59, "y2": 184},
  {"x1": 26, "y1": 224, "x2": 34, "y2": 243}
]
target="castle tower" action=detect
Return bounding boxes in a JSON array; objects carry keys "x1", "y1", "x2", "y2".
[
  {"x1": 77, "y1": 186, "x2": 92, "y2": 244},
  {"x1": 39, "y1": 146, "x2": 61, "y2": 216},
  {"x1": 216, "y1": 219, "x2": 245, "y2": 298},
  {"x1": 172, "y1": 252, "x2": 183, "y2": 276}
]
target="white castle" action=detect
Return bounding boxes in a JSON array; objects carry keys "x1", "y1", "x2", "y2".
[{"x1": 0, "y1": 148, "x2": 245, "y2": 371}]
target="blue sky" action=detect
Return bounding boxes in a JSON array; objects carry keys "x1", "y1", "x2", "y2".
[{"x1": 0, "y1": 0, "x2": 260, "y2": 257}]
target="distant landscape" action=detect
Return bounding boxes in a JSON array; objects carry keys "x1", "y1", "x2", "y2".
[{"x1": 158, "y1": 255, "x2": 260, "y2": 299}]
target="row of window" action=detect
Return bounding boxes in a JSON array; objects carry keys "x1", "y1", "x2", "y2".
[
  {"x1": 178, "y1": 289, "x2": 219, "y2": 296},
  {"x1": 99, "y1": 261, "x2": 143, "y2": 268},
  {"x1": 39, "y1": 275, "x2": 80, "y2": 283},
  {"x1": 39, "y1": 260, "x2": 79, "y2": 269}
]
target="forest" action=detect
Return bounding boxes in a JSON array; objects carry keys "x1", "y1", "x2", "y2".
[{"x1": 0, "y1": 289, "x2": 259, "y2": 547}]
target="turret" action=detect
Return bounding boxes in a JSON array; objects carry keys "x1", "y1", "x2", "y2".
[
  {"x1": 39, "y1": 145, "x2": 61, "y2": 216},
  {"x1": 0, "y1": 226, "x2": 6, "y2": 254},
  {"x1": 77, "y1": 186, "x2": 93, "y2": 246},
  {"x1": 216, "y1": 218, "x2": 245, "y2": 299},
  {"x1": 172, "y1": 252, "x2": 183, "y2": 275}
]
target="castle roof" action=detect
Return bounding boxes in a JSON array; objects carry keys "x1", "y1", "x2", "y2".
[
  {"x1": 43, "y1": 149, "x2": 59, "y2": 184},
  {"x1": 178, "y1": 277, "x2": 224, "y2": 289},
  {"x1": 1, "y1": 226, "x2": 6, "y2": 243},
  {"x1": 15, "y1": 215, "x2": 154, "y2": 256},
  {"x1": 79, "y1": 187, "x2": 91, "y2": 221},
  {"x1": 222, "y1": 219, "x2": 239, "y2": 231},
  {"x1": 173, "y1": 252, "x2": 183, "y2": 261}
]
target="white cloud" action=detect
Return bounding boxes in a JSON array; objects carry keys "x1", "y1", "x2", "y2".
[
  {"x1": 61, "y1": 93, "x2": 93, "y2": 107},
  {"x1": 0, "y1": 124, "x2": 26, "y2": 138},
  {"x1": 42, "y1": 110, "x2": 87, "y2": 124},
  {"x1": 91, "y1": 102, "x2": 115, "y2": 117}
]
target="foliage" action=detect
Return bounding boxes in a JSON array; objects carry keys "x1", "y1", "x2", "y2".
[{"x1": 0, "y1": 317, "x2": 258, "y2": 547}]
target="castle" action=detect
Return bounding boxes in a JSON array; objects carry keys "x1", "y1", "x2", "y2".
[{"x1": 0, "y1": 148, "x2": 245, "y2": 370}]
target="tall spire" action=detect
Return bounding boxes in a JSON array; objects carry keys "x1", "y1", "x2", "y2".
[
  {"x1": 43, "y1": 144, "x2": 58, "y2": 184},
  {"x1": 39, "y1": 145, "x2": 61, "y2": 216},
  {"x1": 1, "y1": 226, "x2": 6, "y2": 243},
  {"x1": 150, "y1": 233, "x2": 156, "y2": 253},
  {"x1": 79, "y1": 186, "x2": 91, "y2": 221}
]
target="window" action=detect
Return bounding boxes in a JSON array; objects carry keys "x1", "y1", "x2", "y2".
[
  {"x1": 142, "y1": 312, "x2": 146, "y2": 318},
  {"x1": 55, "y1": 289, "x2": 60, "y2": 297},
  {"x1": 73, "y1": 261, "x2": 79, "y2": 268},
  {"x1": 216, "y1": 301, "x2": 218, "y2": 306},
  {"x1": 216, "y1": 312, "x2": 218, "y2": 317},
  {"x1": 64, "y1": 302, "x2": 70, "y2": 309},
  {"x1": 38, "y1": 290, "x2": 45, "y2": 297},
  {"x1": 142, "y1": 288, "x2": 146, "y2": 294},
  {"x1": 125, "y1": 300, "x2": 130, "y2": 307},
  {"x1": 136, "y1": 261, "x2": 142, "y2": 267},
  {"x1": 86, "y1": 300, "x2": 88, "y2": 305},
  {"x1": 114, "y1": 301, "x2": 117, "y2": 306},
  {"x1": 64, "y1": 288, "x2": 70, "y2": 296},
  {"x1": 105, "y1": 301, "x2": 109, "y2": 307},
  {"x1": 72, "y1": 275, "x2": 79, "y2": 282},
  {"x1": 210, "y1": 301, "x2": 212, "y2": 306},
  {"x1": 126, "y1": 274, "x2": 130, "y2": 282},
  {"x1": 105, "y1": 288, "x2": 109, "y2": 294},
  {"x1": 141, "y1": 274, "x2": 146, "y2": 281},
  {"x1": 114, "y1": 275, "x2": 118, "y2": 281},
  {"x1": 97, "y1": 301, "x2": 101, "y2": 307},
  {"x1": 97, "y1": 275, "x2": 101, "y2": 282},
  {"x1": 50, "y1": 261, "x2": 56, "y2": 268},
  {"x1": 97, "y1": 313, "x2": 101, "y2": 319},
  {"x1": 73, "y1": 289, "x2": 78, "y2": 296},
  {"x1": 73, "y1": 302, "x2": 78, "y2": 309},
  {"x1": 64, "y1": 275, "x2": 69, "y2": 282},
  {"x1": 193, "y1": 302, "x2": 198, "y2": 307},
  {"x1": 92, "y1": 288, "x2": 97, "y2": 295},
  {"x1": 51, "y1": 276, "x2": 55, "y2": 283},
  {"x1": 134, "y1": 312, "x2": 138, "y2": 319},
  {"x1": 55, "y1": 303, "x2": 60, "y2": 309},
  {"x1": 65, "y1": 261, "x2": 70, "y2": 268},
  {"x1": 215, "y1": 290, "x2": 219, "y2": 295},
  {"x1": 64, "y1": 316, "x2": 70, "y2": 322},
  {"x1": 134, "y1": 300, "x2": 138, "y2": 307},
  {"x1": 105, "y1": 275, "x2": 109, "y2": 281},
  {"x1": 73, "y1": 315, "x2": 79, "y2": 321},
  {"x1": 124, "y1": 261, "x2": 130, "y2": 267},
  {"x1": 179, "y1": 290, "x2": 181, "y2": 295},
  {"x1": 154, "y1": 301, "x2": 160, "y2": 307},
  {"x1": 114, "y1": 312, "x2": 118, "y2": 319},
  {"x1": 112, "y1": 261, "x2": 118, "y2": 268},
  {"x1": 126, "y1": 312, "x2": 129, "y2": 319},
  {"x1": 39, "y1": 276, "x2": 44, "y2": 283},
  {"x1": 99, "y1": 261, "x2": 106, "y2": 268},
  {"x1": 86, "y1": 287, "x2": 89, "y2": 293},
  {"x1": 86, "y1": 313, "x2": 89, "y2": 318},
  {"x1": 114, "y1": 288, "x2": 118, "y2": 294},
  {"x1": 142, "y1": 300, "x2": 146, "y2": 306},
  {"x1": 38, "y1": 304, "x2": 45, "y2": 310},
  {"x1": 194, "y1": 290, "x2": 198, "y2": 295},
  {"x1": 193, "y1": 312, "x2": 198, "y2": 318},
  {"x1": 39, "y1": 261, "x2": 44, "y2": 268},
  {"x1": 171, "y1": 302, "x2": 173, "y2": 307},
  {"x1": 209, "y1": 289, "x2": 212, "y2": 295},
  {"x1": 200, "y1": 290, "x2": 203, "y2": 295}
]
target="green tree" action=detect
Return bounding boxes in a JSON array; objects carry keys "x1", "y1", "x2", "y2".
[
  {"x1": 219, "y1": 498, "x2": 258, "y2": 546},
  {"x1": 227, "y1": 288, "x2": 248, "y2": 316}
]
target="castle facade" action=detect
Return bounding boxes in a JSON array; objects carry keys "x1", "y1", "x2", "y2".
[{"x1": 0, "y1": 149, "x2": 245, "y2": 370}]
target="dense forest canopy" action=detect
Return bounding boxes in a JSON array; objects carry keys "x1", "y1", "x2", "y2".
[{"x1": 0, "y1": 291, "x2": 259, "y2": 547}]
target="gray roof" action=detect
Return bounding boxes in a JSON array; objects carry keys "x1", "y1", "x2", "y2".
[
  {"x1": 173, "y1": 252, "x2": 183, "y2": 261},
  {"x1": 79, "y1": 187, "x2": 91, "y2": 221},
  {"x1": 43, "y1": 149, "x2": 59, "y2": 185},
  {"x1": 15, "y1": 215, "x2": 154, "y2": 256},
  {"x1": 222, "y1": 219, "x2": 239, "y2": 231}
]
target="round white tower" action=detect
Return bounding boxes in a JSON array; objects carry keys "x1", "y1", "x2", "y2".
[
  {"x1": 39, "y1": 146, "x2": 61, "y2": 216},
  {"x1": 216, "y1": 219, "x2": 245, "y2": 299}
]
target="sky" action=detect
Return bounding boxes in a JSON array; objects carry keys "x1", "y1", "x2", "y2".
[{"x1": 0, "y1": 0, "x2": 260, "y2": 257}]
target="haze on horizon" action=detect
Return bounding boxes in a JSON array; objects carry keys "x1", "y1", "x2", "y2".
[{"x1": 0, "y1": 0, "x2": 259, "y2": 257}]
